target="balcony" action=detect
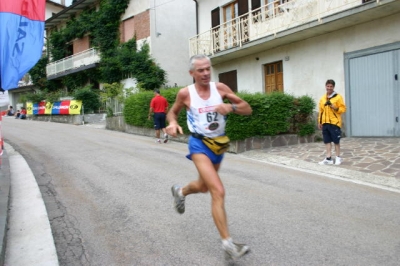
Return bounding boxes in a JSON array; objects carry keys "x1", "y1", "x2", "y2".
[
  {"x1": 189, "y1": 0, "x2": 400, "y2": 64},
  {"x1": 46, "y1": 48, "x2": 100, "y2": 79}
]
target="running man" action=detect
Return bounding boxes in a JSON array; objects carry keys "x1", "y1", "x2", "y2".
[
  {"x1": 148, "y1": 89, "x2": 169, "y2": 143},
  {"x1": 166, "y1": 54, "x2": 253, "y2": 260}
]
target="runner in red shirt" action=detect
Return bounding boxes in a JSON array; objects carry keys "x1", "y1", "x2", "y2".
[{"x1": 148, "y1": 90, "x2": 169, "y2": 143}]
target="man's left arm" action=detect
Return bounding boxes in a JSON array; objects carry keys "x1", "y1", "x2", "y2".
[
  {"x1": 338, "y1": 95, "x2": 346, "y2": 114},
  {"x1": 215, "y1": 83, "x2": 252, "y2": 115}
]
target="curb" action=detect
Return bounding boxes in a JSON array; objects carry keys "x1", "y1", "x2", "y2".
[
  {"x1": 0, "y1": 149, "x2": 10, "y2": 266},
  {"x1": 3, "y1": 143, "x2": 59, "y2": 265}
]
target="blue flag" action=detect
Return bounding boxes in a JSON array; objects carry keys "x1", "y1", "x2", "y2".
[{"x1": 0, "y1": 0, "x2": 45, "y2": 90}]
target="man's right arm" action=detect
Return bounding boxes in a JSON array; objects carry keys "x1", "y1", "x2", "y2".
[{"x1": 166, "y1": 88, "x2": 188, "y2": 137}]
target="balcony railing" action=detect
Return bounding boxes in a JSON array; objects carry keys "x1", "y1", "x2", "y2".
[
  {"x1": 46, "y1": 48, "x2": 100, "y2": 77},
  {"x1": 189, "y1": 0, "x2": 368, "y2": 56}
]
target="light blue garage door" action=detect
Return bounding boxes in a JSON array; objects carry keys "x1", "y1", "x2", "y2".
[{"x1": 349, "y1": 49, "x2": 400, "y2": 136}]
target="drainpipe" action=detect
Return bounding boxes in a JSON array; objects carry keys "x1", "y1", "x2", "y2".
[{"x1": 193, "y1": 0, "x2": 199, "y2": 35}]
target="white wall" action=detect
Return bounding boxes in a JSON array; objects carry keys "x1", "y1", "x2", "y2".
[
  {"x1": 149, "y1": 0, "x2": 196, "y2": 87},
  {"x1": 45, "y1": 2, "x2": 64, "y2": 19},
  {"x1": 212, "y1": 13, "x2": 400, "y2": 104},
  {"x1": 121, "y1": 0, "x2": 196, "y2": 88},
  {"x1": 197, "y1": 0, "x2": 221, "y2": 32},
  {"x1": 122, "y1": 0, "x2": 149, "y2": 20}
]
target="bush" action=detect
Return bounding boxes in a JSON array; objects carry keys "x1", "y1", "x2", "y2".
[
  {"x1": 24, "y1": 91, "x2": 48, "y2": 103},
  {"x1": 124, "y1": 90, "x2": 154, "y2": 127},
  {"x1": 73, "y1": 85, "x2": 102, "y2": 113},
  {"x1": 123, "y1": 89, "x2": 316, "y2": 140}
]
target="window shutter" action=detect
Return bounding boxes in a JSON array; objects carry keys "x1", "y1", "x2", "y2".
[
  {"x1": 251, "y1": 0, "x2": 261, "y2": 10},
  {"x1": 211, "y1": 7, "x2": 220, "y2": 28},
  {"x1": 238, "y1": 0, "x2": 249, "y2": 16}
]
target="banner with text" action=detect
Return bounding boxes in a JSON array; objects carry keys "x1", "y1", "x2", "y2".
[{"x1": 27, "y1": 100, "x2": 82, "y2": 115}]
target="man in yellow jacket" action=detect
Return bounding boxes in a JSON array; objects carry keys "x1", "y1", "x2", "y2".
[{"x1": 318, "y1": 79, "x2": 346, "y2": 165}]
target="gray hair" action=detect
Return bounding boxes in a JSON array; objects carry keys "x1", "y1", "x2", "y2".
[{"x1": 189, "y1": 54, "x2": 210, "y2": 71}]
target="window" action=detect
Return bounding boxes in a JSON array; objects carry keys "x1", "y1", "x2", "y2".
[
  {"x1": 222, "y1": 1, "x2": 239, "y2": 48},
  {"x1": 264, "y1": 61, "x2": 283, "y2": 93},
  {"x1": 252, "y1": 0, "x2": 282, "y2": 23},
  {"x1": 211, "y1": 0, "x2": 249, "y2": 52},
  {"x1": 223, "y1": 2, "x2": 238, "y2": 23},
  {"x1": 219, "y1": 70, "x2": 238, "y2": 92},
  {"x1": 222, "y1": 0, "x2": 250, "y2": 48}
]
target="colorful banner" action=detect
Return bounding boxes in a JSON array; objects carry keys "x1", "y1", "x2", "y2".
[
  {"x1": 69, "y1": 100, "x2": 82, "y2": 115},
  {"x1": 0, "y1": 0, "x2": 46, "y2": 90},
  {"x1": 26, "y1": 100, "x2": 82, "y2": 115}
]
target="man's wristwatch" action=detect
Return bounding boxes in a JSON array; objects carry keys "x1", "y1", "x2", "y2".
[{"x1": 231, "y1": 104, "x2": 237, "y2": 113}]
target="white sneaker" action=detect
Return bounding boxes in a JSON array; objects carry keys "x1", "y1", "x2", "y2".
[
  {"x1": 171, "y1": 185, "x2": 185, "y2": 214},
  {"x1": 223, "y1": 242, "x2": 250, "y2": 261},
  {"x1": 156, "y1": 139, "x2": 161, "y2": 143},
  {"x1": 335, "y1": 157, "x2": 342, "y2": 165},
  {"x1": 163, "y1": 133, "x2": 168, "y2": 143},
  {"x1": 318, "y1": 158, "x2": 333, "y2": 165}
]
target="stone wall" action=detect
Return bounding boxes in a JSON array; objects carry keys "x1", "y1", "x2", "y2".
[
  {"x1": 28, "y1": 113, "x2": 106, "y2": 125},
  {"x1": 106, "y1": 116, "x2": 318, "y2": 154}
]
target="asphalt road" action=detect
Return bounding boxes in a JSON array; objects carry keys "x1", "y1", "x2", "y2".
[{"x1": 2, "y1": 118, "x2": 400, "y2": 265}]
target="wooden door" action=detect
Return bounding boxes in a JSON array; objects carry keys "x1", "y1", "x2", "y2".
[{"x1": 264, "y1": 61, "x2": 283, "y2": 93}]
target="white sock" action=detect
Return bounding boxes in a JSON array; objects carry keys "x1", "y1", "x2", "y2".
[
  {"x1": 222, "y1": 237, "x2": 233, "y2": 248},
  {"x1": 178, "y1": 188, "x2": 184, "y2": 197}
]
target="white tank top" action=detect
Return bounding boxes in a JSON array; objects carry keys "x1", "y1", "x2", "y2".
[{"x1": 187, "y1": 82, "x2": 226, "y2": 137}]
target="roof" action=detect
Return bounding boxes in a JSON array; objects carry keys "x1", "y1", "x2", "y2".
[{"x1": 45, "y1": 0, "x2": 98, "y2": 30}]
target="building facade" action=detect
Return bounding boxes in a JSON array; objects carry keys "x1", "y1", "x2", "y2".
[
  {"x1": 45, "y1": 0, "x2": 196, "y2": 89},
  {"x1": 190, "y1": 0, "x2": 400, "y2": 137}
]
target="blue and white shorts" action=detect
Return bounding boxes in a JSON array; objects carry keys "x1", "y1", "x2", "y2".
[{"x1": 186, "y1": 136, "x2": 224, "y2": 164}]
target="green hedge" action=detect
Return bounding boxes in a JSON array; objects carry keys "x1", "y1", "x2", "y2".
[{"x1": 123, "y1": 89, "x2": 316, "y2": 141}]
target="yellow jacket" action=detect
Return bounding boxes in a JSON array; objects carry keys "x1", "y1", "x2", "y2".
[{"x1": 318, "y1": 93, "x2": 346, "y2": 128}]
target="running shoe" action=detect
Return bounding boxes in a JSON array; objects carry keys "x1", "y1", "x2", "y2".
[
  {"x1": 171, "y1": 185, "x2": 185, "y2": 214},
  {"x1": 164, "y1": 134, "x2": 169, "y2": 143},
  {"x1": 335, "y1": 156, "x2": 342, "y2": 165},
  {"x1": 223, "y1": 242, "x2": 250, "y2": 261},
  {"x1": 318, "y1": 158, "x2": 333, "y2": 165}
]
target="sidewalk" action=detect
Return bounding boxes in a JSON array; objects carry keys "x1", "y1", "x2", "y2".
[{"x1": 240, "y1": 137, "x2": 400, "y2": 192}]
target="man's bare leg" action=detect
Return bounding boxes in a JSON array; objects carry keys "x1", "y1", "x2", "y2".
[
  {"x1": 173, "y1": 153, "x2": 250, "y2": 259},
  {"x1": 188, "y1": 154, "x2": 229, "y2": 239},
  {"x1": 155, "y1": 129, "x2": 160, "y2": 139},
  {"x1": 325, "y1": 142, "x2": 332, "y2": 158},
  {"x1": 334, "y1": 143, "x2": 340, "y2": 157}
]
